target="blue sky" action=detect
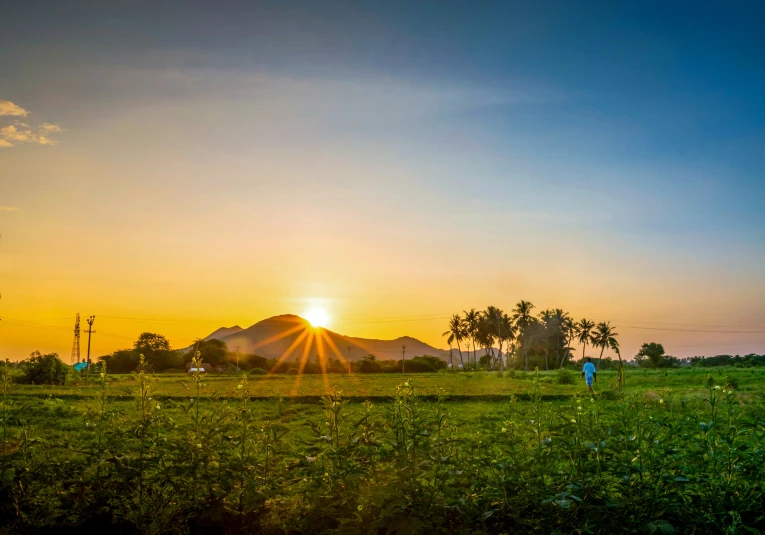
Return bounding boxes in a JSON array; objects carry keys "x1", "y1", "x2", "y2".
[{"x1": 1, "y1": 1, "x2": 764, "y2": 357}]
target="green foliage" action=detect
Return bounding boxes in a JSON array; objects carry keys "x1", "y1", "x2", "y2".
[
  {"x1": 692, "y1": 353, "x2": 765, "y2": 367},
  {"x1": 285, "y1": 367, "x2": 299, "y2": 375},
  {"x1": 235, "y1": 352, "x2": 268, "y2": 371},
  {"x1": 4, "y1": 370, "x2": 765, "y2": 533},
  {"x1": 185, "y1": 338, "x2": 228, "y2": 366},
  {"x1": 725, "y1": 375, "x2": 738, "y2": 390},
  {"x1": 357, "y1": 355, "x2": 382, "y2": 373},
  {"x1": 19, "y1": 351, "x2": 69, "y2": 385},
  {"x1": 406, "y1": 355, "x2": 447, "y2": 372},
  {"x1": 556, "y1": 368, "x2": 576, "y2": 384},
  {"x1": 133, "y1": 332, "x2": 171, "y2": 354},
  {"x1": 100, "y1": 347, "x2": 183, "y2": 373},
  {"x1": 249, "y1": 367, "x2": 267, "y2": 375},
  {"x1": 636, "y1": 342, "x2": 666, "y2": 367}
]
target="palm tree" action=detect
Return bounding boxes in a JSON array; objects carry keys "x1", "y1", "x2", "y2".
[
  {"x1": 463, "y1": 308, "x2": 480, "y2": 371},
  {"x1": 443, "y1": 314, "x2": 466, "y2": 371},
  {"x1": 476, "y1": 313, "x2": 496, "y2": 369},
  {"x1": 592, "y1": 321, "x2": 619, "y2": 366},
  {"x1": 575, "y1": 318, "x2": 596, "y2": 361},
  {"x1": 537, "y1": 310, "x2": 555, "y2": 370},
  {"x1": 496, "y1": 311, "x2": 515, "y2": 372},
  {"x1": 610, "y1": 337, "x2": 624, "y2": 388},
  {"x1": 559, "y1": 315, "x2": 576, "y2": 367},
  {"x1": 547, "y1": 309, "x2": 571, "y2": 368},
  {"x1": 484, "y1": 306, "x2": 501, "y2": 369},
  {"x1": 512, "y1": 300, "x2": 535, "y2": 371}
]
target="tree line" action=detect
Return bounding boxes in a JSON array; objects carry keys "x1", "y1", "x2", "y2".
[{"x1": 443, "y1": 302, "x2": 622, "y2": 375}]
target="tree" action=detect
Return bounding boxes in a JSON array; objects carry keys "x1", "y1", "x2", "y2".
[
  {"x1": 592, "y1": 322, "x2": 619, "y2": 366},
  {"x1": 535, "y1": 311, "x2": 555, "y2": 371},
  {"x1": 558, "y1": 314, "x2": 575, "y2": 368},
  {"x1": 512, "y1": 300, "x2": 536, "y2": 371},
  {"x1": 547, "y1": 309, "x2": 574, "y2": 368},
  {"x1": 463, "y1": 308, "x2": 480, "y2": 371},
  {"x1": 443, "y1": 314, "x2": 466, "y2": 371},
  {"x1": 475, "y1": 314, "x2": 496, "y2": 368},
  {"x1": 610, "y1": 337, "x2": 624, "y2": 388},
  {"x1": 134, "y1": 332, "x2": 171, "y2": 354},
  {"x1": 185, "y1": 338, "x2": 228, "y2": 366},
  {"x1": 358, "y1": 354, "x2": 381, "y2": 373},
  {"x1": 636, "y1": 342, "x2": 666, "y2": 368},
  {"x1": 22, "y1": 351, "x2": 69, "y2": 385},
  {"x1": 575, "y1": 318, "x2": 596, "y2": 361},
  {"x1": 99, "y1": 349, "x2": 141, "y2": 373},
  {"x1": 484, "y1": 306, "x2": 505, "y2": 371}
]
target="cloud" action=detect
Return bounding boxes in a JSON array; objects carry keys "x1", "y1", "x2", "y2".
[
  {"x1": 0, "y1": 122, "x2": 61, "y2": 147},
  {"x1": 0, "y1": 100, "x2": 29, "y2": 117},
  {"x1": 0, "y1": 99, "x2": 62, "y2": 148},
  {"x1": 0, "y1": 205, "x2": 21, "y2": 212},
  {"x1": 39, "y1": 122, "x2": 62, "y2": 134}
]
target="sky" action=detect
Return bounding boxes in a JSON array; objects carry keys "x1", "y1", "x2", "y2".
[{"x1": 1, "y1": 0, "x2": 765, "y2": 361}]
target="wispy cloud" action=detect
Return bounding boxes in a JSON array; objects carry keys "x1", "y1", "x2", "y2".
[
  {"x1": 0, "y1": 103, "x2": 62, "y2": 148},
  {"x1": 0, "y1": 100, "x2": 29, "y2": 117},
  {"x1": 39, "y1": 123, "x2": 62, "y2": 134},
  {"x1": 0, "y1": 205, "x2": 21, "y2": 212}
]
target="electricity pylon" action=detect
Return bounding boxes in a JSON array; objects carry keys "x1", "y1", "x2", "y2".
[{"x1": 70, "y1": 313, "x2": 81, "y2": 365}]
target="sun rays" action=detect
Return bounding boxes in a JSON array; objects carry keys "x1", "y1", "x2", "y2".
[{"x1": 263, "y1": 318, "x2": 359, "y2": 396}]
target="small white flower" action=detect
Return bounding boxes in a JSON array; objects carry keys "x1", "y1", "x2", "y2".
[
  {"x1": 571, "y1": 419, "x2": 576, "y2": 423},
  {"x1": 237, "y1": 384, "x2": 243, "y2": 389},
  {"x1": 659, "y1": 399, "x2": 664, "y2": 404},
  {"x1": 196, "y1": 443, "x2": 202, "y2": 449},
  {"x1": 714, "y1": 385, "x2": 721, "y2": 390}
]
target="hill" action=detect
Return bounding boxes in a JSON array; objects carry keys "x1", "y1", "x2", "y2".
[
  {"x1": 208, "y1": 314, "x2": 450, "y2": 362},
  {"x1": 203, "y1": 325, "x2": 244, "y2": 340}
]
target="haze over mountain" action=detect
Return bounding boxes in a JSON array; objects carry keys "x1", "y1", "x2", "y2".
[{"x1": 202, "y1": 314, "x2": 450, "y2": 362}]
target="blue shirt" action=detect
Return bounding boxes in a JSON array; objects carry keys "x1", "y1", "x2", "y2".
[{"x1": 582, "y1": 362, "x2": 596, "y2": 378}]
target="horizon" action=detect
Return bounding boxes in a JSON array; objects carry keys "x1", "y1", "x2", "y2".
[{"x1": 2, "y1": 1, "x2": 765, "y2": 361}]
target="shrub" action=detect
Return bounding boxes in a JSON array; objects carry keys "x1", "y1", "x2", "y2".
[
  {"x1": 556, "y1": 368, "x2": 576, "y2": 385},
  {"x1": 286, "y1": 368, "x2": 299, "y2": 375},
  {"x1": 725, "y1": 375, "x2": 739, "y2": 390},
  {"x1": 357, "y1": 358, "x2": 382, "y2": 374},
  {"x1": 249, "y1": 368, "x2": 267, "y2": 375},
  {"x1": 21, "y1": 352, "x2": 69, "y2": 385}
]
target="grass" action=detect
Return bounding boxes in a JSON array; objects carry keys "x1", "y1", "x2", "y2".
[
  {"x1": 2, "y1": 366, "x2": 765, "y2": 533},
  {"x1": 7, "y1": 366, "x2": 763, "y2": 400}
]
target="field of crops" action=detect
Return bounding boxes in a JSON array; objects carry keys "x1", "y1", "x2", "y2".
[{"x1": 2, "y1": 367, "x2": 765, "y2": 534}]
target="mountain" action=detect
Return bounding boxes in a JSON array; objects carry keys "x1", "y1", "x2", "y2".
[
  {"x1": 208, "y1": 314, "x2": 449, "y2": 362},
  {"x1": 203, "y1": 325, "x2": 244, "y2": 340}
]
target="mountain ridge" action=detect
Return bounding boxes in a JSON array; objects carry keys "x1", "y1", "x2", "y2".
[{"x1": 201, "y1": 314, "x2": 451, "y2": 362}]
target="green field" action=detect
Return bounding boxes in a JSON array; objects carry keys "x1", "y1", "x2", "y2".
[
  {"x1": 9, "y1": 366, "x2": 765, "y2": 399},
  {"x1": 2, "y1": 367, "x2": 765, "y2": 534}
]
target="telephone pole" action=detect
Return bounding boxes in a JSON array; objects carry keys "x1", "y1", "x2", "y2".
[
  {"x1": 401, "y1": 344, "x2": 406, "y2": 374},
  {"x1": 85, "y1": 315, "x2": 95, "y2": 380},
  {"x1": 235, "y1": 346, "x2": 240, "y2": 371},
  {"x1": 347, "y1": 346, "x2": 352, "y2": 374},
  {"x1": 70, "y1": 313, "x2": 81, "y2": 365}
]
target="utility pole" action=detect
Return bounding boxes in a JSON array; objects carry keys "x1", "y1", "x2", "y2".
[
  {"x1": 85, "y1": 315, "x2": 95, "y2": 380},
  {"x1": 347, "y1": 346, "x2": 352, "y2": 374},
  {"x1": 235, "y1": 346, "x2": 240, "y2": 371},
  {"x1": 401, "y1": 344, "x2": 406, "y2": 374}
]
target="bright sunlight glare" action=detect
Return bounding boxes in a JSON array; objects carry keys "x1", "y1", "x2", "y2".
[{"x1": 305, "y1": 308, "x2": 329, "y2": 328}]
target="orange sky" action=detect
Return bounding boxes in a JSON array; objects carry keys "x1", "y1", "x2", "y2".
[{"x1": 2, "y1": 58, "x2": 765, "y2": 360}]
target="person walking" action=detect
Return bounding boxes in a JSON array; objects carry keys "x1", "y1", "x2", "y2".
[{"x1": 581, "y1": 357, "x2": 596, "y2": 394}]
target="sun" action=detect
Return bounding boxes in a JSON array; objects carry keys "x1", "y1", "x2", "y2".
[{"x1": 305, "y1": 308, "x2": 329, "y2": 328}]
